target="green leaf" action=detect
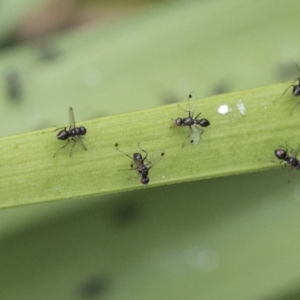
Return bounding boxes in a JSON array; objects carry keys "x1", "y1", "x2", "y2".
[
  {"x1": 1, "y1": 0, "x2": 299, "y2": 137},
  {"x1": 1, "y1": 82, "x2": 296, "y2": 209},
  {"x1": 1, "y1": 1, "x2": 300, "y2": 300}
]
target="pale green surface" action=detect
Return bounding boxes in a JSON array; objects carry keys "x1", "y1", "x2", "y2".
[
  {"x1": 1, "y1": 0, "x2": 300, "y2": 299},
  {"x1": 0, "y1": 0, "x2": 51, "y2": 42},
  {"x1": 1, "y1": 83, "x2": 298, "y2": 208},
  {"x1": 0, "y1": 0, "x2": 298, "y2": 136},
  {"x1": 2, "y1": 169, "x2": 300, "y2": 300}
]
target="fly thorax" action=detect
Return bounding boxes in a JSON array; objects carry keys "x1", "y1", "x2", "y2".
[
  {"x1": 183, "y1": 117, "x2": 193, "y2": 126},
  {"x1": 72, "y1": 128, "x2": 81, "y2": 136},
  {"x1": 57, "y1": 130, "x2": 69, "y2": 140},
  {"x1": 133, "y1": 153, "x2": 143, "y2": 163},
  {"x1": 139, "y1": 165, "x2": 149, "y2": 177},
  {"x1": 288, "y1": 157, "x2": 298, "y2": 167}
]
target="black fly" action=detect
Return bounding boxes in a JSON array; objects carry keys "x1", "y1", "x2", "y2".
[
  {"x1": 274, "y1": 144, "x2": 300, "y2": 182},
  {"x1": 115, "y1": 143, "x2": 165, "y2": 185},
  {"x1": 53, "y1": 107, "x2": 87, "y2": 157},
  {"x1": 173, "y1": 93, "x2": 210, "y2": 147},
  {"x1": 274, "y1": 64, "x2": 300, "y2": 114}
]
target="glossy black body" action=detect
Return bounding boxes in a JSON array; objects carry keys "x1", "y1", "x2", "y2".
[
  {"x1": 56, "y1": 126, "x2": 87, "y2": 141},
  {"x1": 116, "y1": 144, "x2": 164, "y2": 185},
  {"x1": 128, "y1": 151, "x2": 151, "y2": 184},
  {"x1": 175, "y1": 116, "x2": 210, "y2": 127},
  {"x1": 276, "y1": 65, "x2": 300, "y2": 114},
  {"x1": 173, "y1": 93, "x2": 210, "y2": 147},
  {"x1": 53, "y1": 107, "x2": 87, "y2": 157},
  {"x1": 274, "y1": 148, "x2": 300, "y2": 169},
  {"x1": 285, "y1": 64, "x2": 300, "y2": 97}
]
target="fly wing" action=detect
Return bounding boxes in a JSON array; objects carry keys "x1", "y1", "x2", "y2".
[
  {"x1": 115, "y1": 146, "x2": 137, "y2": 169},
  {"x1": 291, "y1": 143, "x2": 300, "y2": 158},
  {"x1": 69, "y1": 107, "x2": 76, "y2": 128},
  {"x1": 190, "y1": 125, "x2": 202, "y2": 145},
  {"x1": 75, "y1": 136, "x2": 87, "y2": 151},
  {"x1": 145, "y1": 149, "x2": 165, "y2": 168},
  {"x1": 177, "y1": 92, "x2": 198, "y2": 117}
]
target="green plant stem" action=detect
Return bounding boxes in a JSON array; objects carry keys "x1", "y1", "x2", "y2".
[{"x1": 0, "y1": 83, "x2": 296, "y2": 208}]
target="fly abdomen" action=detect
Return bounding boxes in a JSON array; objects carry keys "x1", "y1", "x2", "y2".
[
  {"x1": 182, "y1": 117, "x2": 193, "y2": 126},
  {"x1": 196, "y1": 118, "x2": 210, "y2": 127},
  {"x1": 288, "y1": 156, "x2": 299, "y2": 167},
  {"x1": 139, "y1": 165, "x2": 149, "y2": 178},
  {"x1": 70, "y1": 127, "x2": 80, "y2": 136},
  {"x1": 57, "y1": 129, "x2": 69, "y2": 140},
  {"x1": 70, "y1": 126, "x2": 87, "y2": 137}
]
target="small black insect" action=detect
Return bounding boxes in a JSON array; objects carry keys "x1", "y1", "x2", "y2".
[
  {"x1": 275, "y1": 64, "x2": 300, "y2": 114},
  {"x1": 173, "y1": 93, "x2": 210, "y2": 147},
  {"x1": 53, "y1": 107, "x2": 87, "y2": 157},
  {"x1": 115, "y1": 143, "x2": 165, "y2": 185},
  {"x1": 274, "y1": 144, "x2": 300, "y2": 182}
]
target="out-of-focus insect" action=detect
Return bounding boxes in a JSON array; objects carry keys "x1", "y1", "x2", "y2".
[
  {"x1": 172, "y1": 93, "x2": 210, "y2": 147},
  {"x1": 115, "y1": 143, "x2": 165, "y2": 184},
  {"x1": 4, "y1": 70, "x2": 22, "y2": 101},
  {"x1": 53, "y1": 107, "x2": 87, "y2": 157}
]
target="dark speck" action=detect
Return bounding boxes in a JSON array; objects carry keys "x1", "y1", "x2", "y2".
[
  {"x1": 277, "y1": 62, "x2": 299, "y2": 80},
  {"x1": 78, "y1": 276, "x2": 110, "y2": 299},
  {"x1": 162, "y1": 93, "x2": 180, "y2": 105},
  {"x1": 211, "y1": 82, "x2": 230, "y2": 95},
  {"x1": 4, "y1": 70, "x2": 22, "y2": 101},
  {"x1": 113, "y1": 203, "x2": 139, "y2": 227},
  {"x1": 36, "y1": 40, "x2": 60, "y2": 61}
]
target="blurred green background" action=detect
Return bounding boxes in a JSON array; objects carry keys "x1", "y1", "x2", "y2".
[{"x1": 1, "y1": 0, "x2": 300, "y2": 299}]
